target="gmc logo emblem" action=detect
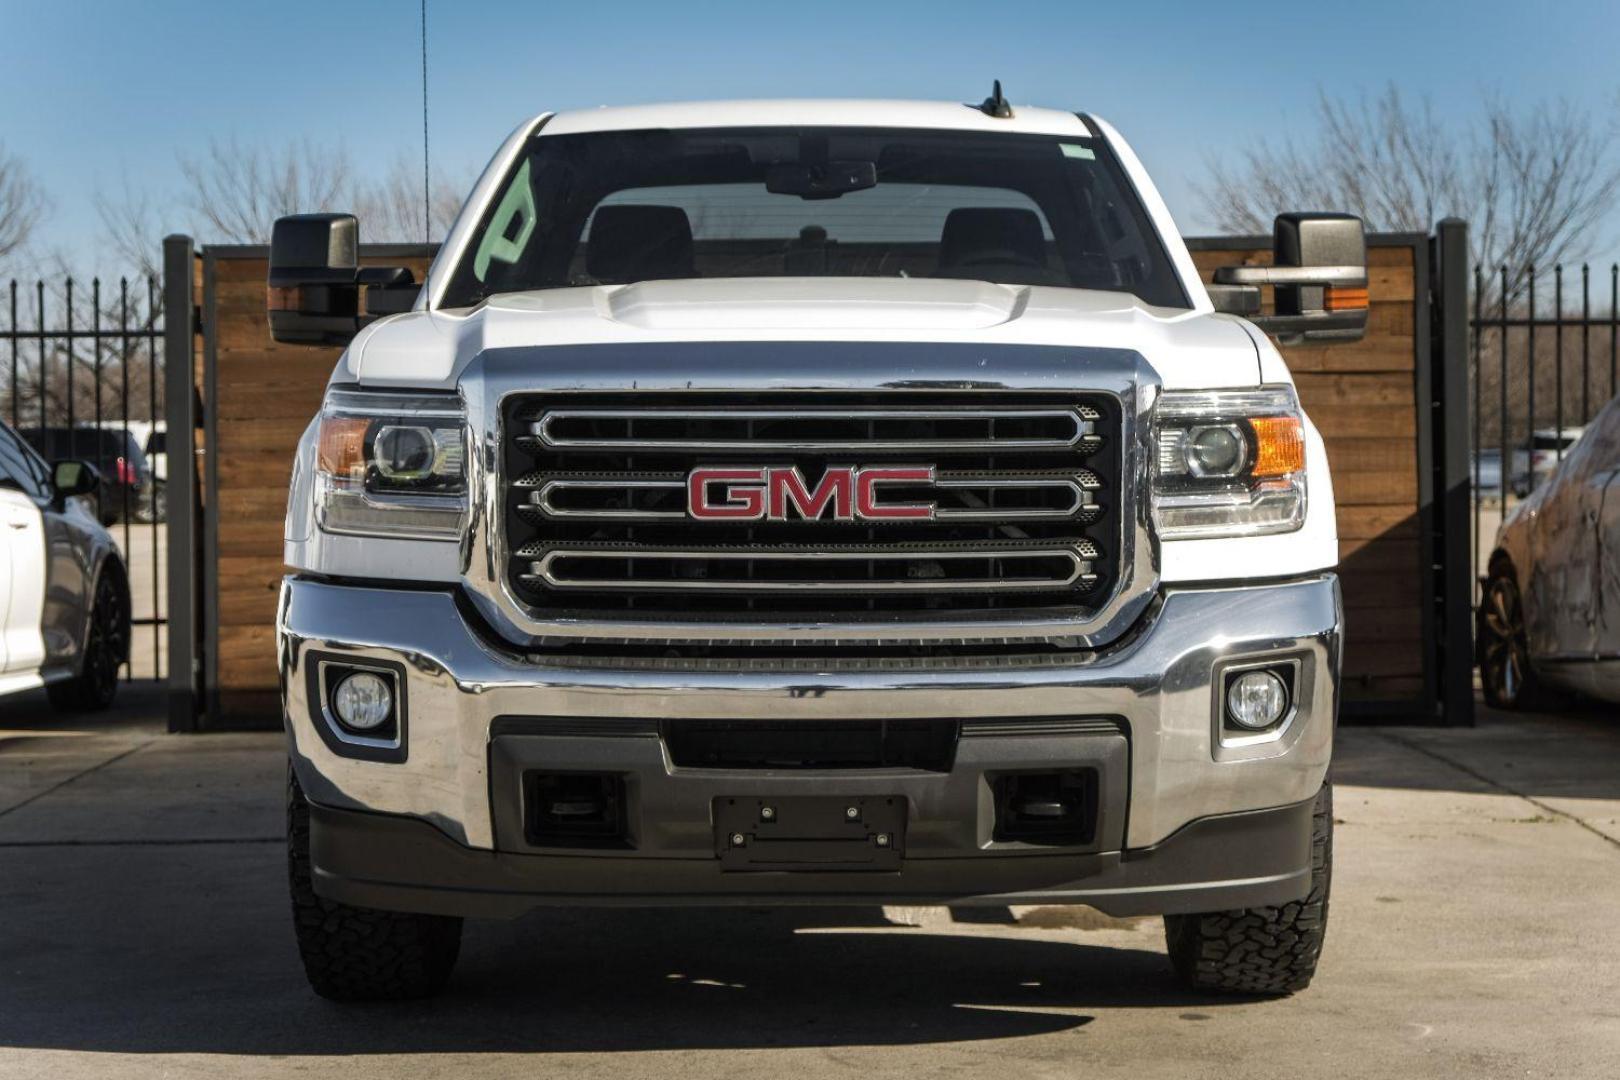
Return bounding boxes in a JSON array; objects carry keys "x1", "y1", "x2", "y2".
[{"x1": 687, "y1": 466, "x2": 937, "y2": 522}]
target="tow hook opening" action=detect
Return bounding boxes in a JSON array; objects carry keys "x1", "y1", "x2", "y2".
[
  {"x1": 991, "y1": 769, "x2": 1099, "y2": 846},
  {"x1": 525, "y1": 772, "x2": 630, "y2": 849}
]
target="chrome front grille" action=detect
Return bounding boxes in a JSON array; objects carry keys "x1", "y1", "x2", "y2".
[{"x1": 500, "y1": 392, "x2": 1122, "y2": 622}]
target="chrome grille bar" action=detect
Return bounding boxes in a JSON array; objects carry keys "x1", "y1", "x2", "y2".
[
  {"x1": 516, "y1": 470, "x2": 1100, "y2": 523},
  {"x1": 523, "y1": 542, "x2": 1098, "y2": 593},
  {"x1": 530, "y1": 477, "x2": 686, "y2": 520},
  {"x1": 529, "y1": 407, "x2": 1096, "y2": 452}
]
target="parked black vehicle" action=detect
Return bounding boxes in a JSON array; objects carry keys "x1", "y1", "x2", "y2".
[{"x1": 17, "y1": 427, "x2": 150, "y2": 525}]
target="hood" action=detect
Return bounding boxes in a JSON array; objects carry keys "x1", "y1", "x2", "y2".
[{"x1": 344, "y1": 278, "x2": 1261, "y2": 390}]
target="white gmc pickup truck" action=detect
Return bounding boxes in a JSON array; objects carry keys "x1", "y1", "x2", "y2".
[{"x1": 270, "y1": 92, "x2": 1366, "y2": 1001}]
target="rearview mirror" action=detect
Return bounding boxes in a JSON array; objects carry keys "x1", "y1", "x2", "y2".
[
  {"x1": 765, "y1": 161, "x2": 877, "y2": 200},
  {"x1": 267, "y1": 213, "x2": 419, "y2": 346},
  {"x1": 1211, "y1": 213, "x2": 1368, "y2": 344},
  {"x1": 52, "y1": 459, "x2": 99, "y2": 501}
]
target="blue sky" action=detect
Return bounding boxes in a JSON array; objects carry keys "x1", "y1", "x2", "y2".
[{"x1": 2, "y1": 0, "x2": 1618, "y2": 272}]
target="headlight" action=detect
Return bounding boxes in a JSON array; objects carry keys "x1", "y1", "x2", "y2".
[
  {"x1": 314, "y1": 389, "x2": 468, "y2": 540},
  {"x1": 1152, "y1": 386, "x2": 1306, "y2": 539}
]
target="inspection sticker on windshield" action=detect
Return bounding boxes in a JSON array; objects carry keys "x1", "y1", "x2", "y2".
[{"x1": 1060, "y1": 143, "x2": 1096, "y2": 160}]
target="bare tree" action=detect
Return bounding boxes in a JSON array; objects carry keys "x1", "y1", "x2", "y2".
[
  {"x1": 94, "y1": 173, "x2": 168, "y2": 280},
  {"x1": 1472, "y1": 96, "x2": 1620, "y2": 297},
  {"x1": 178, "y1": 135, "x2": 355, "y2": 244},
  {"x1": 83, "y1": 138, "x2": 469, "y2": 322},
  {"x1": 1199, "y1": 85, "x2": 1620, "y2": 304},
  {"x1": 0, "y1": 143, "x2": 47, "y2": 265},
  {"x1": 351, "y1": 155, "x2": 466, "y2": 243}
]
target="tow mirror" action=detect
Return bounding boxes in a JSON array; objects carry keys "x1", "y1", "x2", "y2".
[
  {"x1": 51, "y1": 459, "x2": 99, "y2": 501},
  {"x1": 267, "y1": 213, "x2": 420, "y2": 347},
  {"x1": 1211, "y1": 213, "x2": 1368, "y2": 344}
]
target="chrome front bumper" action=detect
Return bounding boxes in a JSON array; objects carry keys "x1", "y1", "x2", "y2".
[{"x1": 280, "y1": 573, "x2": 1340, "y2": 861}]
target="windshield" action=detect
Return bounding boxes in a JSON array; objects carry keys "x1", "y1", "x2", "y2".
[{"x1": 440, "y1": 126, "x2": 1188, "y2": 309}]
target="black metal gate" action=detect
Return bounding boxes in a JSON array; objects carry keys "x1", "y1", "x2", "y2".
[
  {"x1": 1, "y1": 273, "x2": 168, "y2": 683},
  {"x1": 1470, "y1": 262, "x2": 1620, "y2": 584}
]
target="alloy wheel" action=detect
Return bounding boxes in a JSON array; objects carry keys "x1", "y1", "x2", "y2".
[
  {"x1": 1479, "y1": 576, "x2": 1528, "y2": 708},
  {"x1": 83, "y1": 574, "x2": 127, "y2": 705}
]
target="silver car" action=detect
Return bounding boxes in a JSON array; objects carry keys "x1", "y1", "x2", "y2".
[{"x1": 1480, "y1": 400, "x2": 1618, "y2": 707}]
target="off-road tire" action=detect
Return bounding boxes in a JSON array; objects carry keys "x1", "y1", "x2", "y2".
[
  {"x1": 1163, "y1": 782, "x2": 1332, "y2": 996},
  {"x1": 287, "y1": 768, "x2": 462, "y2": 1001},
  {"x1": 47, "y1": 568, "x2": 128, "y2": 712}
]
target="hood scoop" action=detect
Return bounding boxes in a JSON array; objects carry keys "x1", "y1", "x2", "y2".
[{"x1": 596, "y1": 277, "x2": 1026, "y2": 331}]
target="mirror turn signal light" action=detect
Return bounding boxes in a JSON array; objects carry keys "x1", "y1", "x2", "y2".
[{"x1": 1323, "y1": 285, "x2": 1369, "y2": 312}]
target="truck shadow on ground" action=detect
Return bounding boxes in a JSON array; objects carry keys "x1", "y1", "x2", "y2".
[{"x1": 0, "y1": 867, "x2": 1259, "y2": 1056}]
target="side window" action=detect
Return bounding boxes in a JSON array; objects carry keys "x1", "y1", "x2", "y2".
[{"x1": 0, "y1": 426, "x2": 50, "y2": 502}]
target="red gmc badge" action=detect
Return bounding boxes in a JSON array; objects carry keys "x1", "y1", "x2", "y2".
[{"x1": 686, "y1": 465, "x2": 937, "y2": 522}]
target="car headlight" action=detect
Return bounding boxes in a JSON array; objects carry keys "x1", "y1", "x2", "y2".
[
  {"x1": 1152, "y1": 386, "x2": 1306, "y2": 539},
  {"x1": 314, "y1": 389, "x2": 468, "y2": 540}
]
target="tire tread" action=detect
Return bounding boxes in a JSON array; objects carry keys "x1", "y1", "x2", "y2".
[
  {"x1": 287, "y1": 769, "x2": 462, "y2": 1001},
  {"x1": 1163, "y1": 782, "x2": 1332, "y2": 996}
]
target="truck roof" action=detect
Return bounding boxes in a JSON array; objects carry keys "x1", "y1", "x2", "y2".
[{"x1": 537, "y1": 98, "x2": 1095, "y2": 138}]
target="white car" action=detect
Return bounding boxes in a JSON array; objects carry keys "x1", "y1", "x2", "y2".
[
  {"x1": 266, "y1": 94, "x2": 1369, "y2": 1001},
  {"x1": 0, "y1": 418, "x2": 131, "y2": 708},
  {"x1": 1511, "y1": 426, "x2": 1585, "y2": 497},
  {"x1": 1481, "y1": 397, "x2": 1620, "y2": 706}
]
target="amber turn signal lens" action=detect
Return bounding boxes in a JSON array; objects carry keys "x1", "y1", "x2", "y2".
[
  {"x1": 316, "y1": 417, "x2": 370, "y2": 479},
  {"x1": 1323, "y1": 285, "x2": 1369, "y2": 312},
  {"x1": 1249, "y1": 416, "x2": 1305, "y2": 477}
]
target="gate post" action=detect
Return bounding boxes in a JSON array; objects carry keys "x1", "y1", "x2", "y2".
[
  {"x1": 163, "y1": 235, "x2": 202, "y2": 732},
  {"x1": 1431, "y1": 219, "x2": 1476, "y2": 726}
]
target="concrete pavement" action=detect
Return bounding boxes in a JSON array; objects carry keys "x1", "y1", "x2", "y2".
[{"x1": 1, "y1": 686, "x2": 1617, "y2": 1079}]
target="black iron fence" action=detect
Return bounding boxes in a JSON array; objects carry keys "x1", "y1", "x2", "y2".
[
  {"x1": 1, "y1": 274, "x2": 167, "y2": 680},
  {"x1": 1470, "y1": 262, "x2": 1620, "y2": 589}
]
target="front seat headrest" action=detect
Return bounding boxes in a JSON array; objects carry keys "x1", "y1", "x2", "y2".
[
  {"x1": 586, "y1": 205, "x2": 695, "y2": 283},
  {"x1": 938, "y1": 207, "x2": 1048, "y2": 269}
]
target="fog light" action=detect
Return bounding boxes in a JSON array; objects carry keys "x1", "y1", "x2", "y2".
[
  {"x1": 1225, "y1": 669, "x2": 1288, "y2": 730},
  {"x1": 332, "y1": 671, "x2": 393, "y2": 732}
]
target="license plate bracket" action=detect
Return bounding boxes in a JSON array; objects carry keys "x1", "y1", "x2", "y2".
[{"x1": 714, "y1": 795, "x2": 905, "y2": 871}]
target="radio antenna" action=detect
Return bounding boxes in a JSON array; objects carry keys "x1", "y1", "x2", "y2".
[
  {"x1": 420, "y1": 0, "x2": 431, "y2": 245},
  {"x1": 979, "y1": 80, "x2": 1013, "y2": 119},
  {"x1": 418, "y1": 0, "x2": 434, "y2": 314}
]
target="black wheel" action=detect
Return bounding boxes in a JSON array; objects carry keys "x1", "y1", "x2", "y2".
[
  {"x1": 1477, "y1": 567, "x2": 1536, "y2": 709},
  {"x1": 1163, "y1": 782, "x2": 1332, "y2": 996},
  {"x1": 287, "y1": 768, "x2": 462, "y2": 1001},
  {"x1": 47, "y1": 568, "x2": 128, "y2": 712}
]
